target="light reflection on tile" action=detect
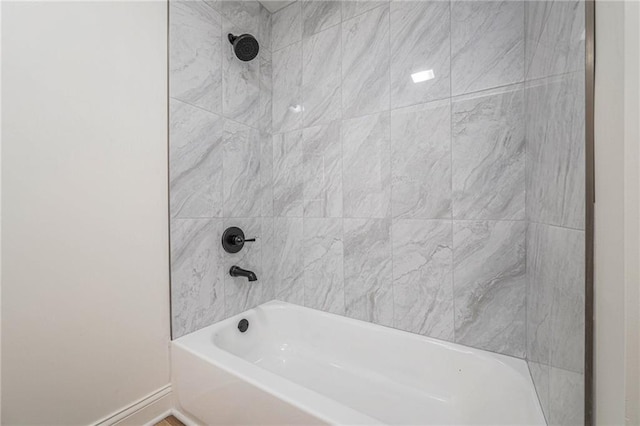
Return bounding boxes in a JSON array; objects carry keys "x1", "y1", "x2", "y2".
[{"x1": 390, "y1": 0, "x2": 450, "y2": 108}]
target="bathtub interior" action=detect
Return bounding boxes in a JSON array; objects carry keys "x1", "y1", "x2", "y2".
[{"x1": 175, "y1": 301, "x2": 545, "y2": 425}]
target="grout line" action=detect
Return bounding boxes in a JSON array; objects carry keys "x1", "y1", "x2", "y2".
[
  {"x1": 527, "y1": 220, "x2": 586, "y2": 233},
  {"x1": 270, "y1": 1, "x2": 302, "y2": 53},
  {"x1": 337, "y1": 79, "x2": 533, "y2": 124},
  {"x1": 524, "y1": 69, "x2": 585, "y2": 86},
  {"x1": 449, "y1": 0, "x2": 456, "y2": 344},
  {"x1": 171, "y1": 216, "x2": 531, "y2": 222},
  {"x1": 387, "y1": 0, "x2": 394, "y2": 329},
  {"x1": 525, "y1": 360, "x2": 550, "y2": 424},
  {"x1": 522, "y1": 0, "x2": 529, "y2": 366},
  {"x1": 170, "y1": 96, "x2": 265, "y2": 134},
  {"x1": 219, "y1": 14, "x2": 228, "y2": 320},
  {"x1": 298, "y1": 0, "x2": 306, "y2": 309},
  {"x1": 342, "y1": 0, "x2": 389, "y2": 23},
  {"x1": 451, "y1": 80, "x2": 526, "y2": 102},
  {"x1": 339, "y1": 0, "x2": 348, "y2": 318},
  {"x1": 303, "y1": 18, "x2": 342, "y2": 42}
]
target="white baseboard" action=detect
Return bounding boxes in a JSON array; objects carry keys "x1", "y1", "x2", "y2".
[{"x1": 92, "y1": 385, "x2": 173, "y2": 426}]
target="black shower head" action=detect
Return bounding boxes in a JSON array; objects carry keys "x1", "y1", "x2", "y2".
[{"x1": 228, "y1": 33, "x2": 259, "y2": 62}]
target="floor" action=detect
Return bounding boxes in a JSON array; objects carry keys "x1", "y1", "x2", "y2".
[{"x1": 154, "y1": 415, "x2": 185, "y2": 426}]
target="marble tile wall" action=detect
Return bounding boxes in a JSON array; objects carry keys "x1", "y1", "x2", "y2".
[
  {"x1": 524, "y1": 1, "x2": 586, "y2": 424},
  {"x1": 268, "y1": 0, "x2": 529, "y2": 359},
  {"x1": 169, "y1": 0, "x2": 274, "y2": 338}
]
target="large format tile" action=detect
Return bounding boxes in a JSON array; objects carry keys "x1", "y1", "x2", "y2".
[
  {"x1": 452, "y1": 86, "x2": 525, "y2": 220},
  {"x1": 343, "y1": 218, "x2": 393, "y2": 326},
  {"x1": 303, "y1": 122, "x2": 343, "y2": 217},
  {"x1": 302, "y1": 25, "x2": 341, "y2": 127},
  {"x1": 451, "y1": 0, "x2": 524, "y2": 95},
  {"x1": 453, "y1": 220, "x2": 526, "y2": 357},
  {"x1": 342, "y1": 113, "x2": 391, "y2": 218},
  {"x1": 526, "y1": 72, "x2": 585, "y2": 229},
  {"x1": 272, "y1": 217, "x2": 304, "y2": 304},
  {"x1": 303, "y1": 218, "x2": 345, "y2": 315},
  {"x1": 525, "y1": 0, "x2": 585, "y2": 80},
  {"x1": 223, "y1": 218, "x2": 263, "y2": 315},
  {"x1": 390, "y1": 0, "x2": 450, "y2": 108},
  {"x1": 272, "y1": 42, "x2": 303, "y2": 133},
  {"x1": 222, "y1": 18, "x2": 261, "y2": 128},
  {"x1": 169, "y1": 99, "x2": 224, "y2": 218},
  {"x1": 273, "y1": 130, "x2": 303, "y2": 217},
  {"x1": 392, "y1": 220, "x2": 454, "y2": 340},
  {"x1": 341, "y1": 5, "x2": 390, "y2": 118},
  {"x1": 342, "y1": 0, "x2": 387, "y2": 21},
  {"x1": 272, "y1": 1, "x2": 302, "y2": 51},
  {"x1": 170, "y1": 0, "x2": 222, "y2": 114},
  {"x1": 170, "y1": 218, "x2": 225, "y2": 338},
  {"x1": 549, "y1": 368, "x2": 584, "y2": 426},
  {"x1": 391, "y1": 100, "x2": 451, "y2": 219},
  {"x1": 223, "y1": 120, "x2": 261, "y2": 217},
  {"x1": 302, "y1": 0, "x2": 341, "y2": 38}
]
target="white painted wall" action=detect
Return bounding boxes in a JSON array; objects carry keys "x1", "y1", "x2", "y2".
[
  {"x1": 594, "y1": 1, "x2": 640, "y2": 424},
  {"x1": 1, "y1": 2, "x2": 171, "y2": 424}
]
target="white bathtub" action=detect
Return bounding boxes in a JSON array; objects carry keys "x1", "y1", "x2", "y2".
[{"x1": 172, "y1": 301, "x2": 545, "y2": 425}]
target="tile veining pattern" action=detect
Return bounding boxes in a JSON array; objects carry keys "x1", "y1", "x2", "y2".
[
  {"x1": 170, "y1": 5, "x2": 586, "y2": 423},
  {"x1": 524, "y1": 1, "x2": 586, "y2": 424},
  {"x1": 170, "y1": 0, "x2": 530, "y2": 356},
  {"x1": 268, "y1": 0, "x2": 527, "y2": 359},
  {"x1": 169, "y1": 0, "x2": 274, "y2": 337}
]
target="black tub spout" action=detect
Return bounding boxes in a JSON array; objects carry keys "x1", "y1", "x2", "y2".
[{"x1": 229, "y1": 265, "x2": 257, "y2": 282}]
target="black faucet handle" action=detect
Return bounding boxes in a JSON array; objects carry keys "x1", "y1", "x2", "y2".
[
  {"x1": 232, "y1": 235, "x2": 256, "y2": 245},
  {"x1": 222, "y1": 227, "x2": 255, "y2": 253}
]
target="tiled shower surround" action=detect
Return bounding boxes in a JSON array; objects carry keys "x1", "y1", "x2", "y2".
[
  {"x1": 170, "y1": 1, "x2": 585, "y2": 423},
  {"x1": 525, "y1": 1, "x2": 586, "y2": 424}
]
